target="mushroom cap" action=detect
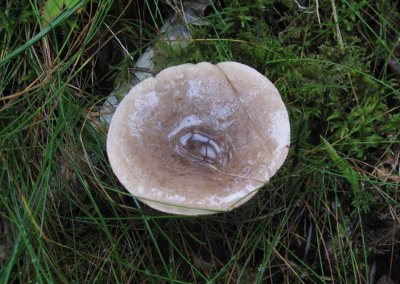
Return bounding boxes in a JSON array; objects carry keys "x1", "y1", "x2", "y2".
[{"x1": 107, "y1": 62, "x2": 290, "y2": 215}]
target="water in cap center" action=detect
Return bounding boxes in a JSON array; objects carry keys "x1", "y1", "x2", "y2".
[{"x1": 168, "y1": 116, "x2": 233, "y2": 170}]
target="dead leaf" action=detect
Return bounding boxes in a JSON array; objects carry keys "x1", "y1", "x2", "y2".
[{"x1": 373, "y1": 145, "x2": 400, "y2": 183}]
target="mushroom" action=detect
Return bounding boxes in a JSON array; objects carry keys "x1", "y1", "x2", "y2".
[{"x1": 107, "y1": 62, "x2": 290, "y2": 215}]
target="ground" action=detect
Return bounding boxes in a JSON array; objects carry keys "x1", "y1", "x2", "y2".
[{"x1": 0, "y1": 0, "x2": 399, "y2": 283}]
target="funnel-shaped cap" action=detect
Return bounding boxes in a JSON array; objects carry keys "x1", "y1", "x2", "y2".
[{"x1": 107, "y1": 62, "x2": 290, "y2": 215}]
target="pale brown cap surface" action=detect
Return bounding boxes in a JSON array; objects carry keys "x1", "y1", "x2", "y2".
[{"x1": 107, "y1": 62, "x2": 290, "y2": 215}]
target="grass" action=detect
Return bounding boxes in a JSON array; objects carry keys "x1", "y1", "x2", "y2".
[{"x1": 1, "y1": 0, "x2": 399, "y2": 282}]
